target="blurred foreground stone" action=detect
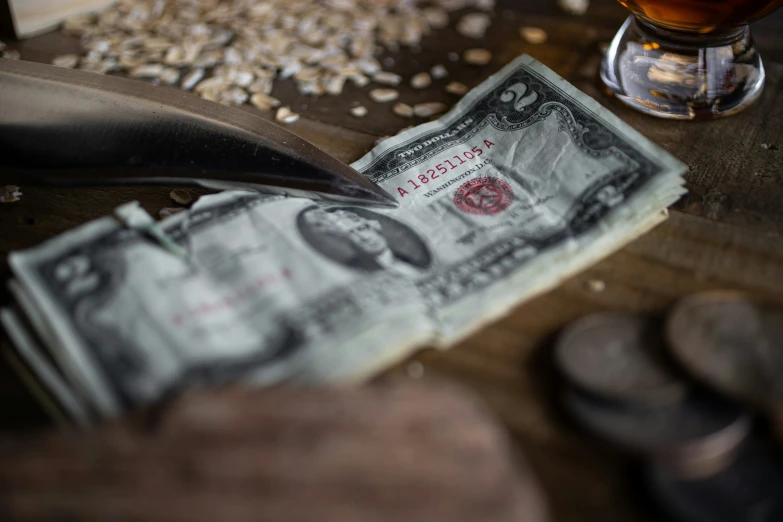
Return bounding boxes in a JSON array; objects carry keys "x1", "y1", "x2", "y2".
[{"x1": 0, "y1": 383, "x2": 548, "y2": 522}]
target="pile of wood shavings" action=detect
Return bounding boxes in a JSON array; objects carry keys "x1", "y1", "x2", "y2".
[{"x1": 55, "y1": 0, "x2": 496, "y2": 116}]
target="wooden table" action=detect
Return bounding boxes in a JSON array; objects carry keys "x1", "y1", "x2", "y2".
[{"x1": 2, "y1": 1, "x2": 783, "y2": 520}]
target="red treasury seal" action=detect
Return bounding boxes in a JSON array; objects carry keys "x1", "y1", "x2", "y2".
[{"x1": 454, "y1": 177, "x2": 513, "y2": 216}]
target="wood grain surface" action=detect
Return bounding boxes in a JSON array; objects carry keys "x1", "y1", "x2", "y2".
[
  {"x1": 1, "y1": 1, "x2": 783, "y2": 521},
  {"x1": 0, "y1": 384, "x2": 548, "y2": 522}
]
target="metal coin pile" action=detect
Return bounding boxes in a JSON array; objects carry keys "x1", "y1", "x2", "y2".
[
  {"x1": 667, "y1": 292, "x2": 783, "y2": 435},
  {"x1": 556, "y1": 293, "x2": 783, "y2": 522},
  {"x1": 649, "y1": 442, "x2": 783, "y2": 522}
]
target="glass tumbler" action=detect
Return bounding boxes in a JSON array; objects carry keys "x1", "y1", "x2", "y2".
[{"x1": 601, "y1": 0, "x2": 783, "y2": 119}]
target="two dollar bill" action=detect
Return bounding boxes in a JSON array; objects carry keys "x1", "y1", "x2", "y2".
[{"x1": 2, "y1": 55, "x2": 686, "y2": 423}]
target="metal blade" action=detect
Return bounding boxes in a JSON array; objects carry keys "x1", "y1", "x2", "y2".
[{"x1": 0, "y1": 59, "x2": 397, "y2": 208}]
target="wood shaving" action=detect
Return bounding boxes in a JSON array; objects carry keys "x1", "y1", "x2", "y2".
[
  {"x1": 520, "y1": 27, "x2": 548, "y2": 44},
  {"x1": 52, "y1": 54, "x2": 79, "y2": 68},
  {"x1": 181, "y1": 69, "x2": 205, "y2": 90},
  {"x1": 422, "y1": 7, "x2": 449, "y2": 29},
  {"x1": 130, "y1": 64, "x2": 164, "y2": 78},
  {"x1": 159, "y1": 207, "x2": 185, "y2": 218},
  {"x1": 355, "y1": 57, "x2": 381, "y2": 75},
  {"x1": 231, "y1": 69, "x2": 255, "y2": 88},
  {"x1": 410, "y1": 72, "x2": 432, "y2": 89},
  {"x1": 393, "y1": 103, "x2": 414, "y2": 117},
  {"x1": 463, "y1": 48, "x2": 492, "y2": 65},
  {"x1": 406, "y1": 361, "x2": 425, "y2": 378},
  {"x1": 195, "y1": 76, "x2": 229, "y2": 93},
  {"x1": 1, "y1": 185, "x2": 22, "y2": 204},
  {"x1": 413, "y1": 102, "x2": 447, "y2": 118},
  {"x1": 456, "y1": 13, "x2": 491, "y2": 39},
  {"x1": 448, "y1": 52, "x2": 460, "y2": 62},
  {"x1": 159, "y1": 67, "x2": 181, "y2": 85},
  {"x1": 430, "y1": 64, "x2": 448, "y2": 79},
  {"x1": 248, "y1": 77, "x2": 273, "y2": 94},
  {"x1": 346, "y1": 73, "x2": 370, "y2": 87},
  {"x1": 445, "y1": 81, "x2": 468, "y2": 95},
  {"x1": 373, "y1": 71, "x2": 402, "y2": 86},
  {"x1": 276, "y1": 107, "x2": 300, "y2": 123},
  {"x1": 584, "y1": 279, "x2": 606, "y2": 293},
  {"x1": 558, "y1": 0, "x2": 590, "y2": 15},
  {"x1": 170, "y1": 188, "x2": 192, "y2": 205},
  {"x1": 250, "y1": 92, "x2": 281, "y2": 111},
  {"x1": 144, "y1": 37, "x2": 174, "y2": 51},
  {"x1": 369, "y1": 88, "x2": 399, "y2": 103},
  {"x1": 57, "y1": 0, "x2": 492, "y2": 106},
  {"x1": 193, "y1": 51, "x2": 222, "y2": 69},
  {"x1": 350, "y1": 105, "x2": 368, "y2": 117},
  {"x1": 163, "y1": 46, "x2": 185, "y2": 66},
  {"x1": 2, "y1": 50, "x2": 21, "y2": 60},
  {"x1": 219, "y1": 87, "x2": 249, "y2": 106},
  {"x1": 326, "y1": 75, "x2": 348, "y2": 95},
  {"x1": 199, "y1": 90, "x2": 219, "y2": 102}
]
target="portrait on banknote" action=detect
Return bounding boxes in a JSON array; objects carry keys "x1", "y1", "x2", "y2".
[{"x1": 297, "y1": 206, "x2": 432, "y2": 277}]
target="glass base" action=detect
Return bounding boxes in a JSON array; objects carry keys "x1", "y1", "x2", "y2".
[{"x1": 601, "y1": 16, "x2": 765, "y2": 120}]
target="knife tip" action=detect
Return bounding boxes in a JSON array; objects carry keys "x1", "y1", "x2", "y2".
[{"x1": 344, "y1": 184, "x2": 399, "y2": 208}]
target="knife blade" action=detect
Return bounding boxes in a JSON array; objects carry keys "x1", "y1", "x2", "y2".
[{"x1": 0, "y1": 59, "x2": 397, "y2": 208}]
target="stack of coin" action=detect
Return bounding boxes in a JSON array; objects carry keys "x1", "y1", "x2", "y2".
[
  {"x1": 556, "y1": 313, "x2": 751, "y2": 476},
  {"x1": 667, "y1": 291, "x2": 783, "y2": 439},
  {"x1": 649, "y1": 442, "x2": 783, "y2": 522},
  {"x1": 556, "y1": 293, "x2": 783, "y2": 522},
  {"x1": 556, "y1": 313, "x2": 687, "y2": 406}
]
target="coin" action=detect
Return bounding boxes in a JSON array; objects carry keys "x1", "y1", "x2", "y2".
[
  {"x1": 556, "y1": 313, "x2": 688, "y2": 404},
  {"x1": 667, "y1": 292, "x2": 783, "y2": 421},
  {"x1": 649, "y1": 443, "x2": 783, "y2": 522},
  {"x1": 566, "y1": 388, "x2": 751, "y2": 469}
]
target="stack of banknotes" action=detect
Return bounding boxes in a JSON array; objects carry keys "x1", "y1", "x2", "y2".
[{"x1": 1, "y1": 55, "x2": 687, "y2": 424}]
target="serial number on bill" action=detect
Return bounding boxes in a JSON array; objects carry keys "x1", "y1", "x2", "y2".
[{"x1": 397, "y1": 140, "x2": 496, "y2": 198}]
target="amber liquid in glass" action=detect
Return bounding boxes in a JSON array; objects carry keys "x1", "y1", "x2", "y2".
[{"x1": 619, "y1": 0, "x2": 783, "y2": 33}]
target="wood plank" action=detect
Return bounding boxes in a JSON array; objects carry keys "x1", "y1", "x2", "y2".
[
  {"x1": 0, "y1": 384, "x2": 548, "y2": 522},
  {"x1": 2, "y1": 3, "x2": 783, "y2": 522}
]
